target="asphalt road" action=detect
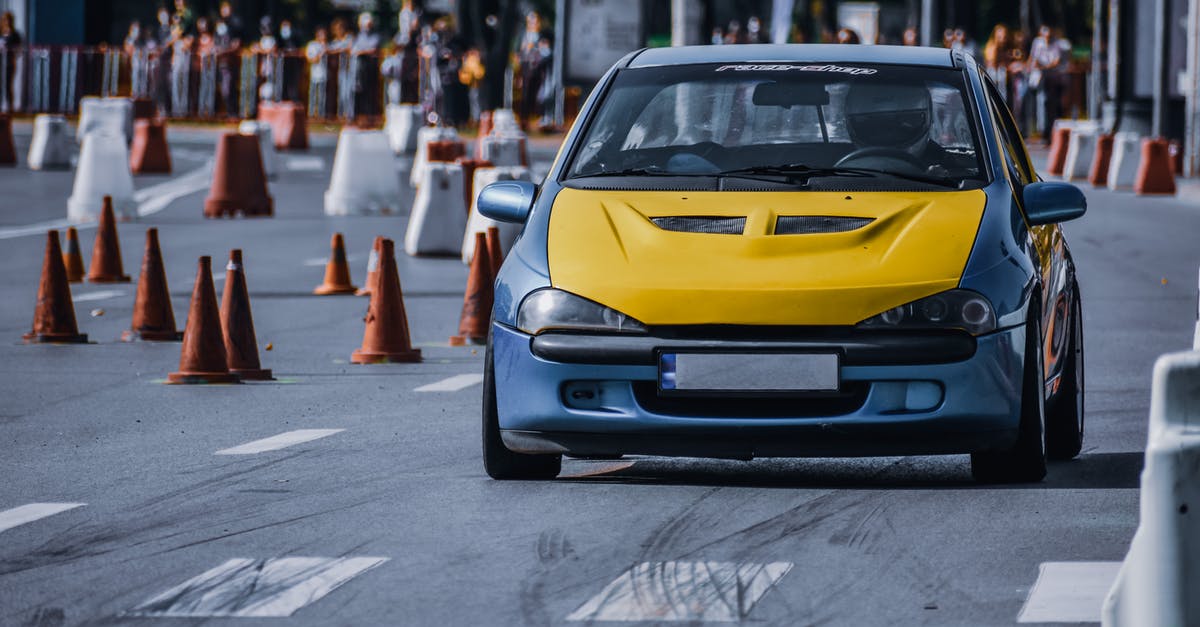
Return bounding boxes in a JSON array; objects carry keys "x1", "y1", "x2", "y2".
[{"x1": 0, "y1": 123, "x2": 1194, "y2": 626}]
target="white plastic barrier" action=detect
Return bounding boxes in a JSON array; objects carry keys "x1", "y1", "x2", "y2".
[
  {"x1": 238, "y1": 120, "x2": 278, "y2": 179},
  {"x1": 1108, "y1": 132, "x2": 1141, "y2": 190},
  {"x1": 462, "y1": 166, "x2": 531, "y2": 264},
  {"x1": 478, "y1": 134, "x2": 524, "y2": 167},
  {"x1": 1063, "y1": 122, "x2": 1100, "y2": 182},
  {"x1": 1103, "y1": 350, "x2": 1200, "y2": 627},
  {"x1": 28, "y1": 114, "x2": 73, "y2": 170},
  {"x1": 76, "y1": 97, "x2": 133, "y2": 144},
  {"x1": 67, "y1": 130, "x2": 136, "y2": 222},
  {"x1": 404, "y1": 162, "x2": 467, "y2": 256},
  {"x1": 324, "y1": 129, "x2": 402, "y2": 216},
  {"x1": 409, "y1": 126, "x2": 461, "y2": 188},
  {"x1": 491, "y1": 109, "x2": 520, "y2": 135},
  {"x1": 385, "y1": 104, "x2": 422, "y2": 154}
]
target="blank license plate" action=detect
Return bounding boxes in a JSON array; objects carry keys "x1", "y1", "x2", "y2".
[{"x1": 659, "y1": 352, "x2": 840, "y2": 393}]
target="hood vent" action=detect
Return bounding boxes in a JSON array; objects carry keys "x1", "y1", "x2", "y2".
[
  {"x1": 651, "y1": 216, "x2": 746, "y2": 235},
  {"x1": 775, "y1": 216, "x2": 874, "y2": 235}
]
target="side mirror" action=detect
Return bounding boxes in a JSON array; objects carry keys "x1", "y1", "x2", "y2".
[
  {"x1": 1022, "y1": 181, "x2": 1086, "y2": 225},
  {"x1": 478, "y1": 180, "x2": 538, "y2": 224}
]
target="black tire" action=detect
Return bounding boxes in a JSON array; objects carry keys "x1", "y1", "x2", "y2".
[
  {"x1": 1046, "y1": 291, "x2": 1084, "y2": 460},
  {"x1": 482, "y1": 338, "x2": 561, "y2": 480},
  {"x1": 971, "y1": 318, "x2": 1048, "y2": 483}
]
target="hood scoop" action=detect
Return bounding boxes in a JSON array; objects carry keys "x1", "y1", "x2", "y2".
[
  {"x1": 650, "y1": 216, "x2": 746, "y2": 235},
  {"x1": 775, "y1": 216, "x2": 874, "y2": 235}
]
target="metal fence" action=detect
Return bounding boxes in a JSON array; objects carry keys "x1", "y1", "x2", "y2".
[{"x1": 0, "y1": 45, "x2": 437, "y2": 123}]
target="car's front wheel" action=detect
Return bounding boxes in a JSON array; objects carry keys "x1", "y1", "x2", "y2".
[
  {"x1": 970, "y1": 318, "x2": 1048, "y2": 483},
  {"x1": 482, "y1": 337, "x2": 562, "y2": 480},
  {"x1": 1046, "y1": 291, "x2": 1084, "y2": 460}
]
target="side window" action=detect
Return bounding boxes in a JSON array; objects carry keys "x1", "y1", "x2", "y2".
[{"x1": 982, "y1": 77, "x2": 1035, "y2": 185}]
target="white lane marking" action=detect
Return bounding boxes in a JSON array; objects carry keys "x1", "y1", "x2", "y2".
[
  {"x1": 125, "y1": 556, "x2": 387, "y2": 617},
  {"x1": 414, "y1": 373, "x2": 484, "y2": 392},
  {"x1": 0, "y1": 503, "x2": 86, "y2": 534},
  {"x1": 286, "y1": 156, "x2": 325, "y2": 171},
  {"x1": 303, "y1": 253, "x2": 362, "y2": 267},
  {"x1": 73, "y1": 289, "x2": 125, "y2": 302},
  {"x1": 215, "y1": 429, "x2": 344, "y2": 455},
  {"x1": 1017, "y1": 561, "x2": 1121, "y2": 623},
  {"x1": 0, "y1": 163, "x2": 212, "y2": 240},
  {"x1": 567, "y1": 561, "x2": 793, "y2": 622}
]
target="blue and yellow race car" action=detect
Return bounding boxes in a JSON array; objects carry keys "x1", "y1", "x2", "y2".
[{"x1": 478, "y1": 44, "x2": 1085, "y2": 483}]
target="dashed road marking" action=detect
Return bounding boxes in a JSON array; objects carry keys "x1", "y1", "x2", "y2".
[
  {"x1": 0, "y1": 503, "x2": 86, "y2": 534},
  {"x1": 1017, "y1": 561, "x2": 1120, "y2": 623},
  {"x1": 215, "y1": 429, "x2": 345, "y2": 455},
  {"x1": 73, "y1": 289, "x2": 125, "y2": 302},
  {"x1": 286, "y1": 156, "x2": 325, "y2": 171},
  {"x1": 125, "y1": 556, "x2": 387, "y2": 617},
  {"x1": 414, "y1": 373, "x2": 484, "y2": 392},
  {"x1": 567, "y1": 561, "x2": 793, "y2": 622},
  {"x1": 303, "y1": 253, "x2": 363, "y2": 267}
]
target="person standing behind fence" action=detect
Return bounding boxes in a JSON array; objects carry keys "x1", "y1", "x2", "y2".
[
  {"x1": 169, "y1": 17, "x2": 194, "y2": 117},
  {"x1": 329, "y1": 17, "x2": 353, "y2": 120},
  {"x1": 306, "y1": 26, "x2": 329, "y2": 118},
  {"x1": 460, "y1": 47, "x2": 484, "y2": 124},
  {"x1": 518, "y1": 11, "x2": 546, "y2": 130},
  {"x1": 351, "y1": 13, "x2": 381, "y2": 125},
  {"x1": 278, "y1": 20, "x2": 302, "y2": 102},
  {"x1": 214, "y1": 5, "x2": 241, "y2": 119},
  {"x1": 1, "y1": 11, "x2": 22, "y2": 112},
  {"x1": 1029, "y1": 24, "x2": 1067, "y2": 145},
  {"x1": 984, "y1": 25, "x2": 1012, "y2": 94}
]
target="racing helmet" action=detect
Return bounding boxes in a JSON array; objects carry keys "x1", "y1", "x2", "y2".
[{"x1": 844, "y1": 82, "x2": 932, "y2": 151}]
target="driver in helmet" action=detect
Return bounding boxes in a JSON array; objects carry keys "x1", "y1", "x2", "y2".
[{"x1": 843, "y1": 82, "x2": 971, "y2": 176}]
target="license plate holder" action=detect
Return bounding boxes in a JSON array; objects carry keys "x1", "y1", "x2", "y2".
[{"x1": 658, "y1": 351, "x2": 841, "y2": 395}]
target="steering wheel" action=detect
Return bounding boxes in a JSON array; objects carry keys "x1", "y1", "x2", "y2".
[{"x1": 835, "y1": 147, "x2": 927, "y2": 171}]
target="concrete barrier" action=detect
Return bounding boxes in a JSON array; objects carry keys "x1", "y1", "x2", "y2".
[
  {"x1": 478, "y1": 135, "x2": 524, "y2": 167},
  {"x1": 324, "y1": 129, "x2": 402, "y2": 216},
  {"x1": 1063, "y1": 122, "x2": 1100, "y2": 182},
  {"x1": 77, "y1": 97, "x2": 133, "y2": 144},
  {"x1": 462, "y1": 166, "x2": 531, "y2": 264},
  {"x1": 28, "y1": 114, "x2": 72, "y2": 170},
  {"x1": 238, "y1": 120, "x2": 278, "y2": 180},
  {"x1": 404, "y1": 162, "x2": 467, "y2": 256},
  {"x1": 1107, "y1": 132, "x2": 1141, "y2": 190},
  {"x1": 67, "y1": 130, "x2": 136, "y2": 222},
  {"x1": 410, "y1": 126, "x2": 461, "y2": 188},
  {"x1": 385, "y1": 104, "x2": 422, "y2": 154},
  {"x1": 1102, "y1": 350, "x2": 1200, "y2": 626}
]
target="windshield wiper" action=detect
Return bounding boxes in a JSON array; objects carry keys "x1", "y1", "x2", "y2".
[
  {"x1": 571, "y1": 167, "x2": 707, "y2": 178},
  {"x1": 721, "y1": 163, "x2": 964, "y2": 188}
]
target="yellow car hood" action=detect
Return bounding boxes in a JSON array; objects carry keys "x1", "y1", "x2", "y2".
[{"x1": 546, "y1": 188, "x2": 986, "y2": 326}]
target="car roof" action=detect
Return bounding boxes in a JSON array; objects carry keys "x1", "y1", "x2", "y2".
[{"x1": 627, "y1": 44, "x2": 957, "y2": 69}]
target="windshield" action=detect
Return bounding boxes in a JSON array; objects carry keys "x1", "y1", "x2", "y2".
[{"x1": 564, "y1": 62, "x2": 987, "y2": 191}]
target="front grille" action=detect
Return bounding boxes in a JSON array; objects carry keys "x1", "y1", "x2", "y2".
[
  {"x1": 775, "y1": 216, "x2": 873, "y2": 234},
  {"x1": 651, "y1": 216, "x2": 746, "y2": 235},
  {"x1": 632, "y1": 381, "x2": 870, "y2": 418}
]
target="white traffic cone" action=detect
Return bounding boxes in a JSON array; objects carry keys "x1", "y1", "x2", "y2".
[
  {"x1": 324, "y1": 128, "x2": 402, "y2": 216},
  {"x1": 238, "y1": 120, "x2": 278, "y2": 179},
  {"x1": 67, "y1": 130, "x2": 137, "y2": 222},
  {"x1": 28, "y1": 114, "x2": 73, "y2": 170},
  {"x1": 404, "y1": 161, "x2": 467, "y2": 256},
  {"x1": 385, "y1": 104, "x2": 422, "y2": 154},
  {"x1": 409, "y1": 126, "x2": 461, "y2": 188},
  {"x1": 462, "y1": 166, "x2": 531, "y2": 264},
  {"x1": 77, "y1": 96, "x2": 133, "y2": 144}
]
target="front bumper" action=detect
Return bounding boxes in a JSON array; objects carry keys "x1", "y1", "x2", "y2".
[{"x1": 493, "y1": 323, "x2": 1026, "y2": 459}]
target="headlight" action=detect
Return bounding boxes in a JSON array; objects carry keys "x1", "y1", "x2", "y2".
[
  {"x1": 517, "y1": 289, "x2": 648, "y2": 335},
  {"x1": 858, "y1": 289, "x2": 996, "y2": 335}
]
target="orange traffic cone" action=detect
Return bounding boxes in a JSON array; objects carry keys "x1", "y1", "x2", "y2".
[
  {"x1": 62, "y1": 226, "x2": 85, "y2": 283},
  {"x1": 0, "y1": 113, "x2": 15, "y2": 166},
  {"x1": 355, "y1": 236, "x2": 383, "y2": 297},
  {"x1": 1134, "y1": 138, "x2": 1177, "y2": 195},
  {"x1": 1046, "y1": 126, "x2": 1071, "y2": 176},
  {"x1": 123, "y1": 228, "x2": 181, "y2": 341},
  {"x1": 221, "y1": 249, "x2": 273, "y2": 380},
  {"x1": 204, "y1": 133, "x2": 273, "y2": 218},
  {"x1": 1088, "y1": 133, "x2": 1113, "y2": 188},
  {"x1": 351, "y1": 238, "x2": 422, "y2": 363},
  {"x1": 168, "y1": 256, "x2": 239, "y2": 384},
  {"x1": 86, "y1": 197, "x2": 131, "y2": 283},
  {"x1": 24, "y1": 230, "x2": 87, "y2": 343},
  {"x1": 130, "y1": 119, "x2": 172, "y2": 174},
  {"x1": 485, "y1": 226, "x2": 504, "y2": 281},
  {"x1": 313, "y1": 233, "x2": 358, "y2": 295},
  {"x1": 450, "y1": 232, "x2": 494, "y2": 346}
]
